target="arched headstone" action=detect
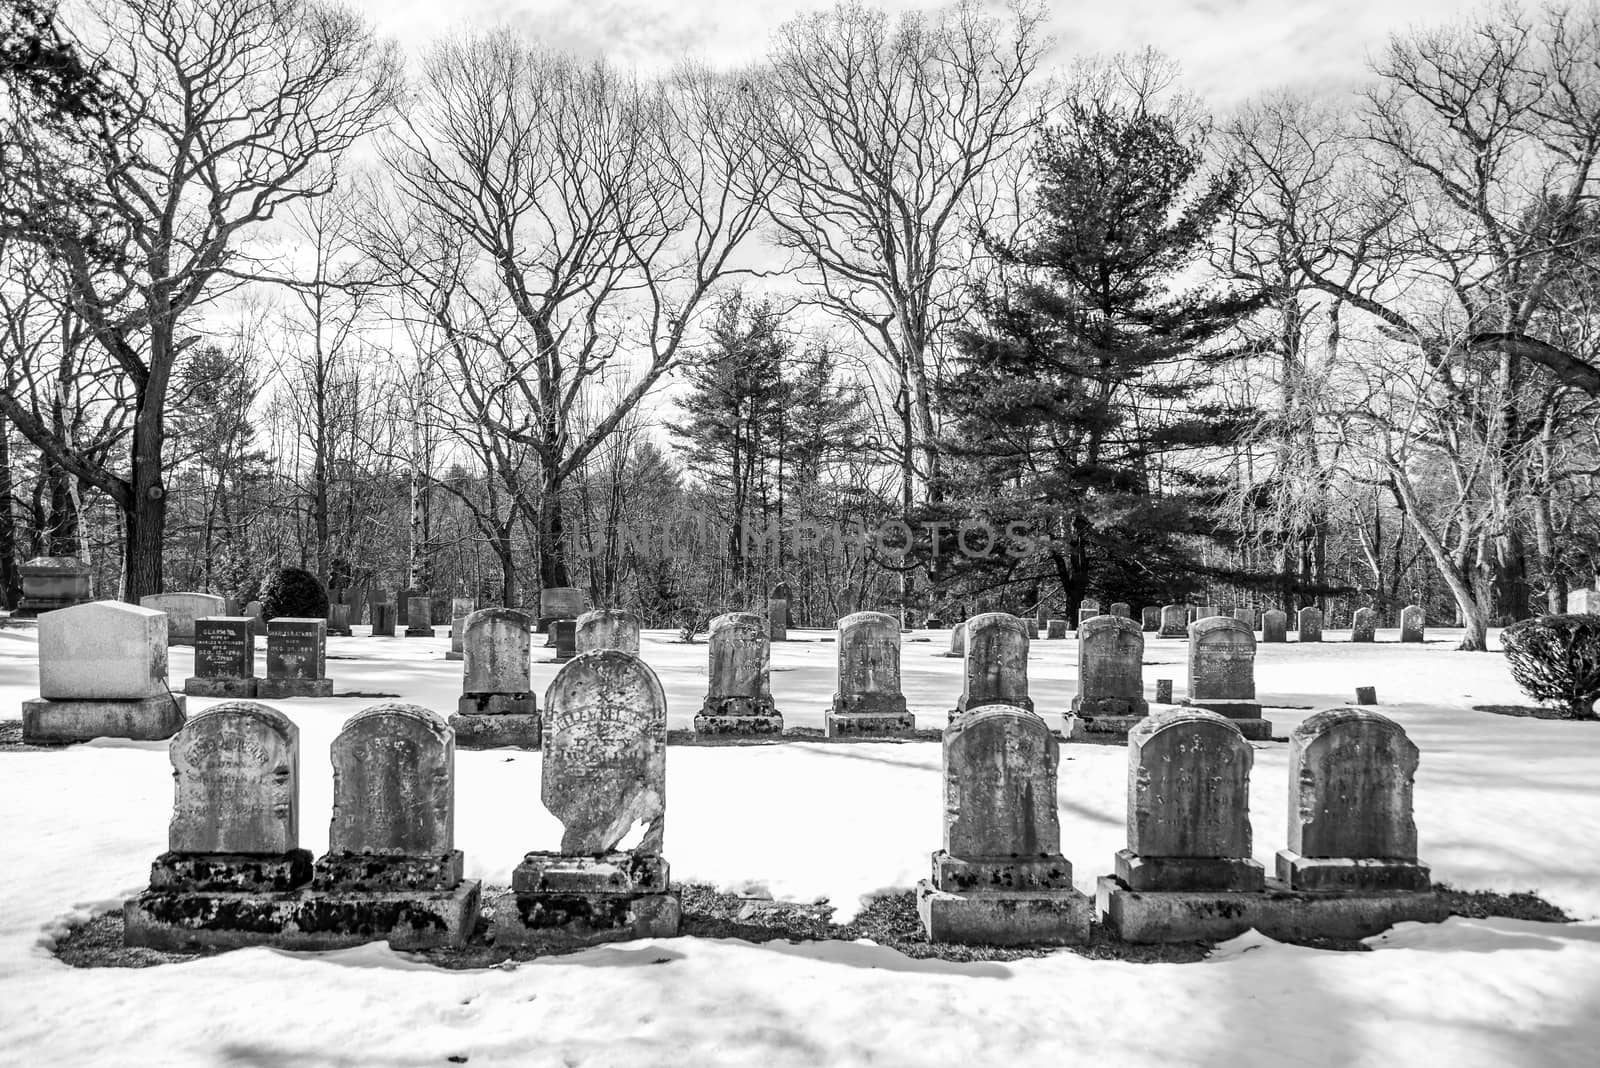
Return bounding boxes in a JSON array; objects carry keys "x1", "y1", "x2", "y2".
[
  {"x1": 575, "y1": 608, "x2": 641, "y2": 656},
  {"x1": 946, "y1": 620, "x2": 968, "y2": 658},
  {"x1": 954, "y1": 612, "x2": 1031, "y2": 719},
  {"x1": 695, "y1": 612, "x2": 781, "y2": 733},
  {"x1": 1399, "y1": 605, "x2": 1425, "y2": 643},
  {"x1": 829, "y1": 611, "x2": 913, "y2": 736},
  {"x1": 1351, "y1": 607, "x2": 1376, "y2": 643},
  {"x1": 1297, "y1": 606, "x2": 1323, "y2": 643},
  {"x1": 1183, "y1": 616, "x2": 1271, "y2": 740},
  {"x1": 451, "y1": 608, "x2": 539, "y2": 749},
  {"x1": 1261, "y1": 609, "x2": 1287, "y2": 643},
  {"x1": 1071, "y1": 615, "x2": 1147, "y2": 723},
  {"x1": 1158, "y1": 604, "x2": 1187, "y2": 638}
]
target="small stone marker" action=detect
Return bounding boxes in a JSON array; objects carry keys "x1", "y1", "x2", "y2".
[
  {"x1": 1140, "y1": 606, "x2": 1160, "y2": 632},
  {"x1": 1154, "y1": 679, "x2": 1174, "y2": 704},
  {"x1": 451, "y1": 608, "x2": 539, "y2": 749},
  {"x1": 1297, "y1": 606, "x2": 1323, "y2": 642},
  {"x1": 1071, "y1": 615, "x2": 1148, "y2": 732},
  {"x1": 140, "y1": 592, "x2": 226, "y2": 646},
  {"x1": 575, "y1": 608, "x2": 642, "y2": 656},
  {"x1": 23, "y1": 600, "x2": 186, "y2": 744},
  {"x1": 1233, "y1": 607, "x2": 1257, "y2": 630},
  {"x1": 953, "y1": 612, "x2": 1031, "y2": 720},
  {"x1": 257, "y1": 618, "x2": 333, "y2": 698},
  {"x1": 828, "y1": 611, "x2": 913, "y2": 737},
  {"x1": 1182, "y1": 616, "x2": 1271, "y2": 740},
  {"x1": 694, "y1": 612, "x2": 782, "y2": 733},
  {"x1": 184, "y1": 616, "x2": 257, "y2": 698},
  {"x1": 1158, "y1": 604, "x2": 1187, "y2": 638},
  {"x1": 1400, "y1": 605, "x2": 1425, "y2": 643},
  {"x1": 768, "y1": 599, "x2": 788, "y2": 642},
  {"x1": 1261, "y1": 609, "x2": 1287, "y2": 643},
  {"x1": 1109, "y1": 602, "x2": 1131, "y2": 618},
  {"x1": 1046, "y1": 618, "x2": 1068, "y2": 639},
  {"x1": 405, "y1": 595, "x2": 436, "y2": 638},
  {"x1": 917, "y1": 705, "x2": 1091, "y2": 945},
  {"x1": 1351, "y1": 607, "x2": 1376, "y2": 643},
  {"x1": 1276, "y1": 708, "x2": 1431, "y2": 892},
  {"x1": 1355, "y1": 686, "x2": 1377, "y2": 705},
  {"x1": 945, "y1": 620, "x2": 968, "y2": 658}
]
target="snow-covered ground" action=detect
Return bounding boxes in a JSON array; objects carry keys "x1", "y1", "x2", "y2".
[{"x1": 2, "y1": 625, "x2": 1599, "y2": 1067}]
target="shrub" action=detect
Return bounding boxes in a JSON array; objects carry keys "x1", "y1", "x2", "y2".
[
  {"x1": 259, "y1": 567, "x2": 329, "y2": 623},
  {"x1": 1500, "y1": 613, "x2": 1600, "y2": 720}
]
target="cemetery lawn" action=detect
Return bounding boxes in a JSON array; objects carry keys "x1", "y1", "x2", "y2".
[{"x1": 2, "y1": 626, "x2": 1599, "y2": 1067}]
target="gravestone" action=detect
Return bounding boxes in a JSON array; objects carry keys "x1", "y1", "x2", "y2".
[
  {"x1": 768, "y1": 599, "x2": 788, "y2": 642},
  {"x1": 369, "y1": 598, "x2": 395, "y2": 637},
  {"x1": 184, "y1": 616, "x2": 257, "y2": 698},
  {"x1": 1071, "y1": 615, "x2": 1148, "y2": 734},
  {"x1": 450, "y1": 608, "x2": 539, "y2": 749},
  {"x1": 1154, "y1": 679, "x2": 1174, "y2": 704},
  {"x1": 13, "y1": 555, "x2": 92, "y2": 617},
  {"x1": 575, "y1": 608, "x2": 642, "y2": 656},
  {"x1": 1276, "y1": 708, "x2": 1431, "y2": 893},
  {"x1": 495, "y1": 651, "x2": 680, "y2": 947},
  {"x1": 552, "y1": 619, "x2": 577, "y2": 661},
  {"x1": 445, "y1": 597, "x2": 475, "y2": 661},
  {"x1": 257, "y1": 618, "x2": 333, "y2": 698},
  {"x1": 1076, "y1": 598, "x2": 1101, "y2": 628},
  {"x1": 1297, "y1": 606, "x2": 1323, "y2": 643},
  {"x1": 1182, "y1": 616, "x2": 1271, "y2": 740},
  {"x1": 953, "y1": 612, "x2": 1031, "y2": 720},
  {"x1": 243, "y1": 600, "x2": 266, "y2": 636},
  {"x1": 1158, "y1": 604, "x2": 1187, "y2": 638},
  {"x1": 1400, "y1": 605, "x2": 1425, "y2": 643},
  {"x1": 140, "y1": 592, "x2": 226, "y2": 646},
  {"x1": 537, "y1": 586, "x2": 585, "y2": 635},
  {"x1": 917, "y1": 705, "x2": 1091, "y2": 945},
  {"x1": 1196, "y1": 606, "x2": 1219, "y2": 620},
  {"x1": 1186, "y1": 606, "x2": 1198, "y2": 624},
  {"x1": 1140, "y1": 606, "x2": 1160, "y2": 632},
  {"x1": 770, "y1": 583, "x2": 795, "y2": 627},
  {"x1": 405, "y1": 595, "x2": 436, "y2": 638},
  {"x1": 1566, "y1": 586, "x2": 1600, "y2": 613},
  {"x1": 1262, "y1": 609, "x2": 1288, "y2": 643},
  {"x1": 1046, "y1": 619, "x2": 1068, "y2": 639},
  {"x1": 1233, "y1": 607, "x2": 1257, "y2": 631},
  {"x1": 1351, "y1": 607, "x2": 1377, "y2": 643},
  {"x1": 123, "y1": 702, "x2": 313, "y2": 950},
  {"x1": 326, "y1": 602, "x2": 352, "y2": 637},
  {"x1": 694, "y1": 612, "x2": 782, "y2": 733},
  {"x1": 828, "y1": 611, "x2": 913, "y2": 737},
  {"x1": 945, "y1": 620, "x2": 968, "y2": 658},
  {"x1": 1109, "y1": 602, "x2": 1131, "y2": 618},
  {"x1": 22, "y1": 601, "x2": 186, "y2": 744}
]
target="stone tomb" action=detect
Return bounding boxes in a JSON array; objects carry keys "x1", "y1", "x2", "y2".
[
  {"x1": 1261, "y1": 609, "x2": 1288, "y2": 642},
  {"x1": 917, "y1": 705, "x2": 1091, "y2": 945},
  {"x1": 575, "y1": 608, "x2": 642, "y2": 656},
  {"x1": 1182, "y1": 616, "x2": 1271, "y2": 740},
  {"x1": 14, "y1": 555, "x2": 92, "y2": 617},
  {"x1": 1070, "y1": 614, "x2": 1148, "y2": 736},
  {"x1": 22, "y1": 601, "x2": 186, "y2": 744},
  {"x1": 1158, "y1": 604, "x2": 1187, "y2": 638},
  {"x1": 257, "y1": 618, "x2": 333, "y2": 699},
  {"x1": 1351, "y1": 607, "x2": 1377, "y2": 643},
  {"x1": 405, "y1": 595, "x2": 436, "y2": 638},
  {"x1": 828, "y1": 611, "x2": 914, "y2": 737},
  {"x1": 184, "y1": 616, "x2": 258, "y2": 698},
  {"x1": 450, "y1": 608, "x2": 539, "y2": 750},
  {"x1": 945, "y1": 620, "x2": 968, "y2": 658},
  {"x1": 494, "y1": 651, "x2": 680, "y2": 947},
  {"x1": 1400, "y1": 605, "x2": 1425, "y2": 643},
  {"x1": 446, "y1": 597, "x2": 476, "y2": 661},
  {"x1": 695, "y1": 612, "x2": 781, "y2": 733},
  {"x1": 952, "y1": 612, "x2": 1031, "y2": 721},
  {"x1": 140, "y1": 592, "x2": 226, "y2": 646},
  {"x1": 1297, "y1": 606, "x2": 1324, "y2": 642}
]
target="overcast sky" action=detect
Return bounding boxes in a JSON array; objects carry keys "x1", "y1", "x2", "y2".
[{"x1": 346, "y1": 0, "x2": 1478, "y2": 109}]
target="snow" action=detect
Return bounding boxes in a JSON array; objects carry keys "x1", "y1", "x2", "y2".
[{"x1": 3, "y1": 625, "x2": 1600, "y2": 1066}]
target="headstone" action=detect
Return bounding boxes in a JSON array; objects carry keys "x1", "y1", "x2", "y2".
[
  {"x1": 1046, "y1": 619, "x2": 1068, "y2": 639},
  {"x1": 451, "y1": 608, "x2": 539, "y2": 749},
  {"x1": 828, "y1": 611, "x2": 913, "y2": 736},
  {"x1": 326, "y1": 602, "x2": 352, "y2": 637},
  {"x1": 1186, "y1": 606, "x2": 1198, "y2": 624},
  {"x1": 694, "y1": 612, "x2": 782, "y2": 733},
  {"x1": 184, "y1": 616, "x2": 257, "y2": 698},
  {"x1": 1276, "y1": 708, "x2": 1430, "y2": 892},
  {"x1": 1297, "y1": 606, "x2": 1323, "y2": 643},
  {"x1": 1355, "y1": 686, "x2": 1377, "y2": 705},
  {"x1": 946, "y1": 620, "x2": 968, "y2": 658},
  {"x1": 552, "y1": 619, "x2": 577, "y2": 660},
  {"x1": 537, "y1": 586, "x2": 585, "y2": 634},
  {"x1": 13, "y1": 555, "x2": 93, "y2": 617},
  {"x1": 495, "y1": 651, "x2": 680, "y2": 946},
  {"x1": 1566, "y1": 587, "x2": 1600, "y2": 613},
  {"x1": 1262, "y1": 609, "x2": 1287, "y2": 643},
  {"x1": 768, "y1": 599, "x2": 788, "y2": 642},
  {"x1": 575, "y1": 608, "x2": 642, "y2": 656},
  {"x1": 1182, "y1": 616, "x2": 1271, "y2": 739},
  {"x1": 1140, "y1": 606, "x2": 1160, "y2": 632},
  {"x1": 1233, "y1": 607, "x2": 1257, "y2": 630},
  {"x1": 1071, "y1": 614, "x2": 1147, "y2": 725},
  {"x1": 1196, "y1": 605, "x2": 1219, "y2": 620},
  {"x1": 22, "y1": 601, "x2": 187, "y2": 744},
  {"x1": 140, "y1": 592, "x2": 226, "y2": 646},
  {"x1": 1109, "y1": 602, "x2": 1131, "y2": 618},
  {"x1": 243, "y1": 600, "x2": 265, "y2": 636},
  {"x1": 770, "y1": 583, "x2": 795, "y2": 627},
  {"x1": 1158, "y1": 604, "x2": 1187, "y2": 638},
  {"x1": 445, "y1": 597, "x2": 475, "y2": 660},
  {"x1": 1351, "y1": 607, "x2": 1376, "y2": 643},
  {"x1": 1155, "y1": 679, "x2": 1174, "y2": 704},
  {"x1": 405, "y1": 595, "x2": 436, "y2": 638},
  {"x1": 916, "y1": 705, "x2": 1091, "y2": 945},
  {"x1": 954, "y1": 612, "x2": 1031, "y2": 719},
  {"x1": 257, "y1": 618, "x2": 333, "y2": 698},
  {"x1": 370, "y1": 600, "x2": 395, "y2": 637},
  {"x1": 1399, "y1": 605, "x2": 1425, "y2": 643},
  {"x1": 1077, "y1": 609, "x2": 1098, "y2": 628}
]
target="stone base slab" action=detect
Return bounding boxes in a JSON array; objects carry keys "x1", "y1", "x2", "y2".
[
  {"x1": 150, "y1": 850, "x2": 314, "y2": 893},
  {"x1": 123, "y1": 879, "x2": 481, "y2": 951},
  {"x1": 1066, "y1": 714, "x2": 1150, "y2": 740},
  {"x1": 405, "y1": 627, "x2": 437, "y2": 638},
  {"x1": 932, "y1": 850, "x2": 1074, "y2": 893},
  {"x1": 1095, "y1": 875, "x2": 1446, "y2": 943},
  {"x1": 916, "y1": 879, "x2": 1092, "y2": 946},
  {"x1": 491, "y1": 888, "x2": 680, "y2": 949},
  {"x1": 825, "y1": 711, "x2": 917, "y2": 738},
  {"x1": 256, "y1": 678, "x2": 334, "y2": 699},
  {"x1": 1070, "y1": 697, "x2": 1150, "y2": 718},
  {"x1": 183, "y1": 676, "x2": 258, "y2": 699},
  {"x1": 447, "y1": 712, "x2": 542, "y2": 749},
  {"x1": 1275, "y1": 851, "x2": 1432, "y2": 893},
  {"x1": 21, "y1": 694, "x2": 186, "y2": 745},
  {"x1": 511, "y1": 852, "x2": 670, "y2": 895},
  {"x1": 456, "y1": 693, "x2": 537, "y2": 717},
  {"x1": 1115, "y1": 849, "x2": 1265, "y2": 892},
  {"x1": 312, "y1": 850, "x2": 464, "y2": 892},
  {"x1": 693, "y1": 712, "x2": 783, "y2": 735},
  {"x1": 445, "y1": 651, "x2": 463, "y2": 661},
  {"x1": 1179, "y1": 702, "x2": 1273, "y2": 739}
]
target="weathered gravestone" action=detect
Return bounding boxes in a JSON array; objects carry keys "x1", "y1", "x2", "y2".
[
  {"x1": 140, "y1": 592, "x2": 226, "y2": 646},
  {"x1": 575, "y1": 608, "x2": 642, "y2": 656},
  {"x1": 1261, "y1": 609, "x2": 1288, "y2": 643},
  {"x1": 1351, "y1": 607, "x2": 1377, "y2": 643},
  {"x1": 770, "y1": 583, "x2": 795, "y2": 627},
  {"x1": 1070, "y1": 614, "x2": 1148, "y2": 735},
  {"x1": 450, "y1": 608, "x2": 539, "y2": 749},
  {"x1": 1196, "y1": 605, "x2": 1220, "y2": 620},
  {"x1": 538, "y1": 586, "x2": 585, "y2": 636},
  {"x1": 13, "y1": 555, "x2": 92, "y2": 617},
  {"x1": 1233, "y1": 607, "x2": 1257, "y2": 631},
  {"x1": 184, "y1": 616, "x2": 257, "y2": 698},
  {"x1": 495, "y1": 651, "x2": 679, "y2": 947},
  {"x1": 552, "y1": 619, "x2": 577, "y2": 661},
  {"x1": 325, "y1": 602, "x2": 352, "y2": 637},
  {"x1": 405, "y1": 595, "x2": 436, "y2": 638},
  {"x1": 1158, "y1": 604, "x2": 1187, "y2": 638},
  {"x1": 257, "y1": 618, "x2": 333, "y2": 699},
  {"x1": 694, "y1": 612, "x2": 782, "y2": 733},
  {"x1": 1109, "y1": 602, "x2": 1131, "y2": 618},
  {"x1": 953, "y1": 612, "x2": 1031, "y2": 721},
  {"x1": 828, "y1": 611, "x2": 913, "y2": 737},
  {"x1": 945, "y1": 620, "x2": 968, "y2": 658},
  {"x1": 1183, "y1": 616, "x2": 1271, "y2": 740},
  {"x1": 1140, "y1": 606, "x2": 1160, "y2": 632},
  {"x1": 1297, "y1": 606, "x2": 1324, "y2": 643},
  {"x1": 445, "y1": 597, "x2": 476, "y2": 660},
  {"x1": 768, "y1": 599, "x2": 788, "y2": 642},
  {"x1": 1046, "y1": 619, "x2": 1068, "y2": 640},
  {"x1": 300, "y1": 704, "x2": 480, "y2": 948},
  {"x1": 22, "y1": 601, "x2": 186, "y2": 744},
  {"x1": 368, "y1": 590, "x2": 395, "y2": 637},
  {"x1": 123, "y1": 702, "x2": 312, "y2": 950},
  {"x1": 1399, "y1": 605, "x2": 1425, "y2": 643},
  {"x1": 917, "y1": 705, "x2": 1091, "y2": 945},
  {"x1": 1076, "y1": 599, "x2": 1101, "y2": 629},
  {"x1": 243, "y1": 600, "x2": 266, "y2": 637}
]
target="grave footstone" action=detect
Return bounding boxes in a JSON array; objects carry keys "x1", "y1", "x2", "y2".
[
  {"x1": 1351, "y1": 607, "x2": 1376, "y2": 643},
  {"x1": 257, "y1": 618, "x2": 333, "y2": 698},
  {"x1": 917, "y1": 705, "x2": 1091, "y2": 945},
  {"x1": 140, "y1": 592, "x2": 226, "y2": 646},
  {"x1": 1182, "y1": 616, "x2": 1271, "y2": 740},
  {"x1": 450, "y1": 608, "x2": 539, "y2": 749},
  {"x1": 184, "y1": 616, "x2": 258, "y2": 698},
  {"x1": 694, "y1": 612, "x2": 782, "y2": 734},
  {"x1": 575, "y1": 608, "x2": 642, "y2": 656},
  {"x1": 1070, "y1": 614, "x2": 1148, "y2": 736},
  {"x1": 494, "y1": 651, "x2": 680, "y2": 947},
  {"x1": 953, "y1": 612, "x2": 1031, "y2": 721},
  {"x1": 828, "y1": 611, "x2": 913, "y2": 737},
  {"x1": 1140, "y1": 606, "x2": 1160, "y2": 632},
  {"x1": 405, "y1": 595, "x2": 436, "y2": 638},
  {"x1": 1262, "y1": 609, "x2": 1288, "y2": 643},
  {"x1": 1046, "y1": 619, "x2": 1068, "y2": 640},
  {"x1": 1158, "y1": 604, "x2": 1187, "y2": 638},
  {"x1": 945, "y1": 621, "x2": 968, "y2": 658},
  {"x1": 1399, "y1": 605, "x2": 1425, "y2": 643},
  {"x1": 22, "y1": 601, "x2": 187, "y2": 744},
  {"x1": 1297, "y1": 606, "x2": 1323, "y2": 642}
]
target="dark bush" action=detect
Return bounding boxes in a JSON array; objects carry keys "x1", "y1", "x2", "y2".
[
  {"x1": 259, "y1": 567, "x2": 329, "y2": 623},
  {"x1": 1500, "y1": 614, "x2": 1600, "y2": 720}
]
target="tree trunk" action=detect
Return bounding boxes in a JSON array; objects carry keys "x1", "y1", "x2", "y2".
[
  {"x1": 0, "y1": 416, "x2": 19, "y2": 608},
  {"x1": 120, "y1": 391, "x2": 166, "y2": 601}
]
